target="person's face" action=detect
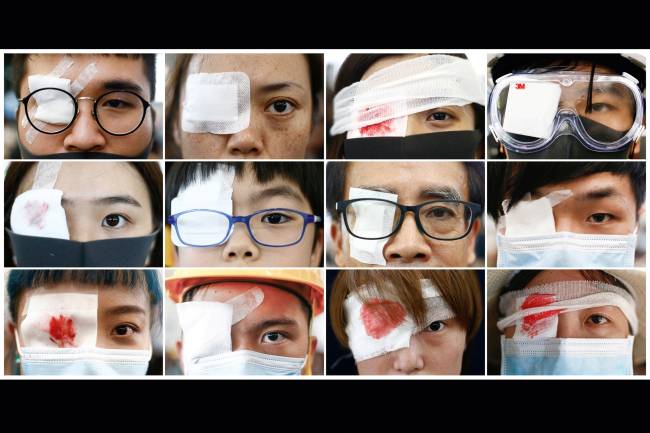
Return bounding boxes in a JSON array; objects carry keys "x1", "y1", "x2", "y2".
[
  {"x1": 177, "y1": 54, "x2": 313, "y2": 159},
  {"x1": 14, "y1": 283, "x2": 152, "y2": 352},
  {"x1": 16, "y1": 162, "x2": 155, "y2": 242},
  {"x1": 331, "y1": 162, "x2": 481, "y2": 267},
  {"x1": 356, "y1": 317, "x2": 467, "y2": 375},
  {"x1": 527, "y1": 172, "x2": 640, "y2": 235},
  {"x1": 17, "y1": 54, "x2": 153, "y2": 157},
  {"x1": 359, "y1": 54, "x2": 475, "y2": 136},
  {"x1": 499, "y1": 63, "x2": 642, "y2": 159},
  {"x1": 175, "y1": 165, "x2": 322, "y2": 267},
  {"x1": 179, "y1": 282, "x2": 310, "y2": 359},
  {"x1": 503, "y1": 270, "x2": 631, "y2": 339}
]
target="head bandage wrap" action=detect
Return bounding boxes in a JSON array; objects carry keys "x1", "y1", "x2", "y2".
[
  {"x1": 330, "y1": 54, "x2": 484, "y2": 136},
  {"x1": 170, "y1": 164, "x2": 235, "y2": 247},
  {"x1": 344, "y1": 279, "x2": 455, "y2": 362},
  {"x1": 181, "y1": 55, "x2": 251, "y2": 135},
  {"x1": 23, "y1": 56, "x2": 98, "y2": 144},
  {"x1": 10, "y1": 161, "x2": 70, "y2": 240},
  {"x1": 176, "y1": 287, "x2": 265, "y2": 367},
  {"x1": 497, "y1": 281, "x2": 638, "y2": 338}
]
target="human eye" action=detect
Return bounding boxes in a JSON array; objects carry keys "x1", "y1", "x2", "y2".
[
  {"x1": 586, "y1": 212, "x2": 614, "y2": 224},
  {"x1": 261, "y1": 211, "x2": 295, "y2": 225},
  {"x1": 102, "y1": 213, "x2": 131, "y2": 229},
  {"x1": 261, "y1": 331, "x2": 288, "y2": 344},
  {"x1": 425, "y1": 321, "x2": 446, "y2": 333},
  {"x1": 265, "y1": 99, "x2": 296, "y2": 115},
  {"x1": 111, "y1": 323, "x2": 139, "y2": 338}
]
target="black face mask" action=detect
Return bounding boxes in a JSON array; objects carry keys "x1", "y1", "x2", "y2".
[
  {"x1": 6, "y1": 229, "x2": 159, "y2": 267},
  {"x1": 17, "y1": 136, "x2": 154, "y2": 159},
  {"x1": 343, "y1": 130, "x2": 482, "y2": 159},
  {"x1": 506, "y1": 116, "x2": 632, "y2": 159}
]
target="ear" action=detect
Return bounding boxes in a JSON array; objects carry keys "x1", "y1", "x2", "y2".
[
  {"x1": 302, "y1": 336, "x2": 318, "y2": 375},
  {"x1": 176, "y1": 340, "x2": 184, "y2": 373},
  {"x1": 465, "y1": 218, "x2": 481, "y2": 265},
  {"x1": 330, "y1": 222, "x2": 345, "y2": 266},
  {"x1": 630, "y1": 138, "x2": 642, "y2": 159},
  {"x1": 498, "y1": 141, "x2": 508, "y2": 159},
  {"x1": 310, "y1": 227, "x2": 324, "y2": 266},
  {"x1": 637, "y1": 203, "x2": 645, "y2": 229}
]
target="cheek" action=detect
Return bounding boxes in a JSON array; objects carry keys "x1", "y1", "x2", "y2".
[
  {"x1": 263, "y1": 117, "x2": 310, "y2": 157},
  {"x1": 423, "y1": 333, "x2": 466, "y2": 374},
  {"x1": 177, "y1": 247, "x2": 222, "y2": 266},
  {"x1": 356, "y1": 355, "x2": 392, "y2": 375},
  {"x1": 180, "y1": 132, "x2": 227, "y2": 157}
]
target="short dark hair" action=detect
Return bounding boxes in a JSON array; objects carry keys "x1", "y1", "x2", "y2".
[
  {"x1": 490, "y1": 54, "x2": 646, "y2": 91},
  {"x1": 326, "y1": 161, "x2": 484, "y2": 221},
  {"x1": 165, "y1": 162, "x2": 323, "y2": 224},
  {"x1": 487, "y1": 162, "x2": 646, "y2": 221},
  {"x1": 182, "y1": 281, "x2": 312, "y2": 324},
  {"x1": 6, "y1": 270, "x2": 162, "y2": 327},
  {"x1": 10, "y1": 54, "x2": 157, "y2": 99},
  {"x1": 327, "y1": 53, "x2": 485, "y2": 159}
]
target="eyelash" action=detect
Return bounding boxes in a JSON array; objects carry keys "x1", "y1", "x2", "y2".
[
  {"x1": 586, "y1": 213, "x2": 615, "y2": 224},
  {"x1": 265, "y1": 98, "x2": 297, "y2": 115},
  {"x1": 102, "y1": 213, "x2": 131, "y2": 229},
  {"x1": 261, "y1": 330, "x2": 289, "y2": 344},
  {"x1": 586, "y1": 314, "x2": 611, "y2": 326},
  {"x1": 426, "y1": 321, "x2": 446, "y2": 333},
  {"x1": 426, "y1": 110, "x2": 456, "y2": 122},
  {"x1": 111, "y1": 323, "x2": 139, "y2": 337}
]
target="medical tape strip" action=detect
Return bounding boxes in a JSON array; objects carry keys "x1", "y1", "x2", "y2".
[
  {"x1": 182, "y1": 54, "x2": 251, "y2": 135},
  {"x1": 176, "y1": 287, "x2": 265, "y2": 365},
  {"x1": 170, "y1": 165, "x2": 236, "y2": 247},
  {"x1": 344, "y1": 279, "x2": 455, "y2": 362},
  {"x1": 330, "y1": 55, "x2": 484, "y2": 135},
  {"x1": 500, "y1": 189, "x2": 573, "y2": 237},
  {"x1": 23, "y1": 55, "x2": 74, "y2": 144},
  {"x1": 497, "y1": 281, "x2": 638, "y2": 337},
  {"x1": 18, "y1": 289, "x2": 98, "y2": 352},
  {"x1": 10, "y1": 161, "x2": 70, "y2": 240},
  {"x1": 346, "y1": 187, "x2": 398, "y2": 266}
]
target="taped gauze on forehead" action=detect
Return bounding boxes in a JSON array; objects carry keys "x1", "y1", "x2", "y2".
[
  {"x1": 176, "y1": 287, "x2": 264, "y2": 365},
  {"x1": 19, "y1": 288, "x2": 98, "y2": 349},
  {"x1": 497, "y1": 280, "x2": 638, "y2": 339},
  {"x1": 344, "y1": 279, "x2": 455, "y2": 361}
]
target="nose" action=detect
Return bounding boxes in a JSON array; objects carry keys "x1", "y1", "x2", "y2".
[
  {"x1": 224, "y1": 121, "x2": 265, "y2": 157},
  {"x1": 383, "y1": 213, "x2": 432, "y2": 264},
  {"x1": 62, "y1": 100, "x2": 107, "y2": 152},
  {"x1": 392, "y1": 337, "x2": 425, "y2": 374},
  {"x1": 221, "y1": 223, "x2": 261, "y2": 262}
]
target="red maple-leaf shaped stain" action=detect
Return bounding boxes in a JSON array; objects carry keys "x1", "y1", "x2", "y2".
[
  {"x1": 24, "y1": 200, "x2": 49, "y2": 229},
  {"x1": 520, "y1": 294, "x2": 563, "y2": 338},
  {"x1": 49, "y1": 315, "x2": 76, "y2": 348},
  {"x1": 358, "y1": 105, "x2": 398, "y2": 137},
  {"x1": 360, "y1": 299, "x2": 406, "y2": 339}
]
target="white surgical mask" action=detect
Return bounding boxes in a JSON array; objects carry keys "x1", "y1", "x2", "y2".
[{"x1": 184, "y1": 350, "x2": 306, "y2": 376}]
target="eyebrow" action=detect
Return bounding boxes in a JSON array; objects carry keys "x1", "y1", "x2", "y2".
[
  {"x1": 61, "y1": 195, "x2": 142, "y2": 207},
  {"x1": 573, "y1": 187, "x2": 626, "y2": 202},
  {"x1": 101, "y1": 79, "x2": 144, "y2": 94},
  {"x1": 257, "y1": 81, "x2": 307, "y2": 94},
  {"x1": 250, "y1": 318, "x2": 299, "y2": 335},
  {"x1": 249, "y1": 186, "x2": 305, "y2": 204},
  {"x1": 105, "y1": 305, "x2": 147, "y2": 317}
]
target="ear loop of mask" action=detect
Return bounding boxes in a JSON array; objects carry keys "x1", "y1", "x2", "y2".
[
  {"x1": 25, "y1": 58, "x2": 99, "y2": 145},
  {"x1": 346, "y1": 187, "x2": 398, "y2": 266},
  {"x1": 176, "y1": 287, "x2": 265, "y2": 367},
  {"x1": 344, "y1": 279, "x2": 456, "y2": 362},
  {"x1": 170, "y1": 164, "x2": 236, "y2": 247},
  {"x1": 10, "y1": 161, "x2": 70, "y2": 240},
  {"x1": 497, "y1": 281, "x2": 638, "y2": 339}
]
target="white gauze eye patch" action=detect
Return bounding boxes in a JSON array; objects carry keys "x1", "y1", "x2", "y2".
[
  {"x1": 344, "y1": 279, "x2": 455, "y2": 362},
  {"x1": 502, "y1": 81, "x2": 562, "y2": 139},
  {"x1": 182, "y1": 71, "x2": 251, "y2": 135},
  {"x1": 499, "y1": 189, "x2": 573, "y2": 237},
  {"x1": 176, "y1": 287, "x2": 264, "y2": 366},
  {"x1": 346, "y1": 187, "x2": 398, "y2": 266},
  {"x1": 10, "y1": 161, "x2": 70, "y2": 240},
  {"x1": 18, "y1": 289, "x2": 98, "y2": 350},
  {"x1": 497, "y1": 281, "x2": 638, "y2": 339},
  {"x1": 170, "y1": 165, "x2": 235, "y2": 247},
  {"x1": 331, "y1": 55, "x2": 485, "y2": 136}
]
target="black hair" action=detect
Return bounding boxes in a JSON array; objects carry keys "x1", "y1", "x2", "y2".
[
  {"x1": 487, "y1": 162, "x2": 646, "y2": 221},
  {"x1": 6, "y1": 270, "x2": 162, "y2": 328},
  {"x1": 326, "y1": 161, "x2": 485, "y2": 221},
  {"x1": 327, "y1": 53, "x2": 485, "y2": 159},
  {"x1": 490, "y1": 54, "x2": 646, "y2": 91}
]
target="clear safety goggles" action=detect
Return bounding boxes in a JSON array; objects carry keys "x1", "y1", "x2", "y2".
[{"x1": 488, "y1": 72, "x2": 645, "y2": 153}]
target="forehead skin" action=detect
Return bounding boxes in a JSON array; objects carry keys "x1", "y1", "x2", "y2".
[
  {"x1": 344, "y1": 162, "x2": 470, "y2": 202},
  {"x1": 21, "y1": 54, "x2": 151, "y2": 99}
]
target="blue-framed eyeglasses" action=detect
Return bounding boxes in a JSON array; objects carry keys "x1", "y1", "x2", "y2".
[{"x1": 168, "y1": 208, "x2": 322, "y2": 248}]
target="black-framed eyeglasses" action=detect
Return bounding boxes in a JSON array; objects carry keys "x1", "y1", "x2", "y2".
[
  {"x1": 336, "y1": 198, "x2": 482, "y2": 241},
  {"x1": 18, "y1": 87, "x2": 151, "y2": 136}
]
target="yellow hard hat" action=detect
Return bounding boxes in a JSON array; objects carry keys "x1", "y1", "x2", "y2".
[{"x1": 166, "y1": 269, "x2": 324, "y2": 315}]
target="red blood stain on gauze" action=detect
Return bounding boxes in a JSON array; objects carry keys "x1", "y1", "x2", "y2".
[
  {"x1": 360, "y1": 299, "x2": 406, "y2": 339},
  {"x1": 48, "y1": 315, "x2": 76, "y2": 347},
  {"x1": 357, "y1": 105, "x2": 402, "y2": 137},
  {"x1": 520, "y1": 294, "x2": 563, "y2": 338}
]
